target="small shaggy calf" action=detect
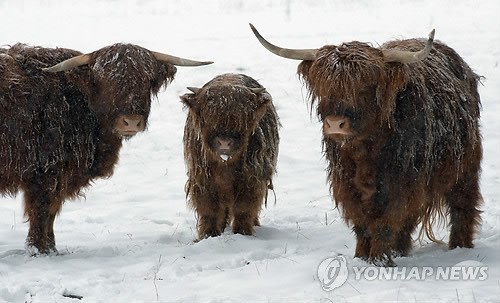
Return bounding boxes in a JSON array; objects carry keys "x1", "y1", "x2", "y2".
[{"x1": 182, "y1": 73, "x2": 280, "y2": 239}]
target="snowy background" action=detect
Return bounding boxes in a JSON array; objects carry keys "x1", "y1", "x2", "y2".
[{"x1": 1, "y1": 0, "x2": 499, "y2": 302}]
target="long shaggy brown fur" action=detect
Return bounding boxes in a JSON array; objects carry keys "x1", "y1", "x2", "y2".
[
  {"x1": 182, "y1": 73, "x2": 280, "y2": 239},
  {"x1": 297, "y1": 38, "x2": 482, "y2": 266},
  {"x1": 0, "y1": 43, "x2": 176, "y2": 254}
]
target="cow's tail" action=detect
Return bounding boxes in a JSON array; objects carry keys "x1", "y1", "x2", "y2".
[
  {"x1": 264, "y1": 179, "x2": 276, "y2": 207},
  {"x1": 416, "y1": 197, "x2": 447, "y2": 245}
]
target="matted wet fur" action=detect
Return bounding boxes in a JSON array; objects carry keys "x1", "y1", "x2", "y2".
[
  {"x1": 298, "y1": 38, "x2": 482, "y2": 266},
  {"x1": 250, "y1": 26, "x2": 482, "y2": 266},
  {"x1": 0, "y1": 43, "x2": 177, "y2": 255},
  {"x1": 181, "y1": 73, "x2": 280, "y2": 239}
]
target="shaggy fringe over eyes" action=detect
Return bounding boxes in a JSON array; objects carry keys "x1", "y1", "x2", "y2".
[
  {"x1": 91, "y1": 43, "x2": 176, "y2": 99},
  {"x1": 201, "y1": 86, "x2": 262, "y2": 131},
  {"x1": 297, "y1": 42, "x2": 409, "y2": 127}
]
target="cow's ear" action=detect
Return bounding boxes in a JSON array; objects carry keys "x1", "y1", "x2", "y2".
[
  {"x1": 180, "y1": 93, "x2": 196, "y2": 109},
  {"x1": 151, "y1": 63, "x2": 177, "y2": 95},
  {"x1": 253, "y1": 88, "x2": 272, "y2": 119},
  {"x1": 180, "y1": 87, "x2": 201, "y2": 110},
  {"x1": 252, "y1": 87, "x2": 272, "y2": 107},
  {"x1": 64, "y1": 65, "x2": 94, "y2": 97}
]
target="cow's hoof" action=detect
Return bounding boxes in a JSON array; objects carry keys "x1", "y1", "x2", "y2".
[
  {"x1": 368, "y1": 255, "x2": 396, "y2": 267},
  {"x1": 232, "y1": 224, "x2": 255, "y2": 236},
  {"x1": 25, "y1": 240, "x2": 59, "y2": 257},
  {"x1": 197, "y1": 229, "x2": 222, "y2": 241}
]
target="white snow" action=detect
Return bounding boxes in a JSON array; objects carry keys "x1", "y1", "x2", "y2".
[{"x1": 1, "y1": 0, "x2": 499, "y2": 302}]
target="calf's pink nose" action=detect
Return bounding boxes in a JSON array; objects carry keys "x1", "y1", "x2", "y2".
[{"x1": 217, "y1": 138, "x2": 233, "y2": 150}]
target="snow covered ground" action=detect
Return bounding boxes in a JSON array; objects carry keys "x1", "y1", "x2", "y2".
[{"x1": 1, "y1": 0, "x2": 499, "y2": 302}]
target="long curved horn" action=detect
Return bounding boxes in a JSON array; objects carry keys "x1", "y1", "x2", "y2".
[
  {"x1": 249, "y1": 23, "x2": 318, "y2": 61},
  {"x1": 383, "y1": 29, "x2": 435, "y2": 64},
  {"x1": 42, "y1": 54, "x2": 91, "y2": 72},
  {"x1": 151, "y1": 51, "x2": 213, "y2": 66}
]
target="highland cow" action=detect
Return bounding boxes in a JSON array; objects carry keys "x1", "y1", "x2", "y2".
[
  {"x1": 0, "y1": 42, "x2": 211, "y2": 255},
  {"x1": 181, "y1": 73, "x2": 280, "y2": 239},
  {"x1": 250, "y1": 24, "x2": 482, "y2": 266}
]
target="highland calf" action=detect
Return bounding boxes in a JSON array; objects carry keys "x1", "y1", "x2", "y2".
[
  {"x1": 250, "y1": 24, "x2": 483, "y2": 266},
  {"x1": 0, "y1": 42, "x2": 211, "y2": 254},
  {"x1": 182, "y1": 73, "x2": 280, "y2": 239}
]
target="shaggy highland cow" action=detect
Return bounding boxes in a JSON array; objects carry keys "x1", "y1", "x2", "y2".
[
  {"x1": 250, "y1": 24, "x2": 483, "y2": 266},
  {"x1": 181, "y1": 73, "x2": 280, "y2": 239},
  {"x1": 0, "y1": 43, "x2": 211, "y2": 254}
]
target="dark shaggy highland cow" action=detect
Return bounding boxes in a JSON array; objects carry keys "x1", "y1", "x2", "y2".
[
  {"x1": 181, "y1": 73, "x2": 280, "y2": 239},
  {"x1": 0, "y1": 42, "x2": 211, "y2": 254},
  {"x1": 250, "y1": 24, "x2": 483, "y2": 266}
]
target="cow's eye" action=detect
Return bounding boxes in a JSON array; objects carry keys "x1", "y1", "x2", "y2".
[{"x1": 342, "y1": 109, "x2": 356, "y2": 120}]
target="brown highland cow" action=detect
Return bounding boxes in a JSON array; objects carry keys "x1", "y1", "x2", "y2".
[
  {"x1": 181, "y1": 73, "x2": 280, "y2": 239},
  {"x1": 250, "y1": 24, "x2": 482, "y2": 266},
  {"x1": 0, "y1": 43, "x2": 211, "y2": 255}
]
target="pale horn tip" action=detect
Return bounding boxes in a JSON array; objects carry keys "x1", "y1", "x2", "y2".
[{"x1": 428, "y1": 29, "x2": 436, "y2": 41}]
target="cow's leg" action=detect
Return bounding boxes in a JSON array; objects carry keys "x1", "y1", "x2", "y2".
[
  {"x1": 24, "y1": 187, "x2": 56, "y2": 254},
  {"x1": 393, "y1": 217, "x2": 418, "y2": 257},
  {"x1": 190, "y1": 185, "x2": 226, "y2": 239},
  {"x1": 196, "y1": 204, "x2": 226, "y2": 239},
  {"x1": 45, "y1": 213, "x2": 58, "y2": 253},
  {"x1": 365, "y1": 196, "x2": 415, "y2": 265},
  {"x1": 232, "y1": 183, "x2": 265, "y2": 236},
  {"x1": 193, "y1": 181, "x2": 234, "y2": 240},
  {"x1": 446, "y1": 174, "x2": 482, "y2": 249},
  {"x1": 218, "y1": 206, "x2": 229, "y2": 233},
  {"x1": 393, "y1": 229, "x2": 413, "y2": 258},
  {"x1": 367, "y1": 223, "x2": 396, "y2": 267},
  {"x1": 353, "y1": 225, "x2": 370, "y2": 260},
  {"x1": 24, "y1": 185, "x2": 63, "y2": 255},
  {"x1": 232, "y1": 211, "x2": 255, "y2": 235},
  {"x1": 197, "y1": 195, "x2": 227, "y2": 239},
  {"x1": 24, "y1": 193, "x2": 50, "y2": 255}
]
